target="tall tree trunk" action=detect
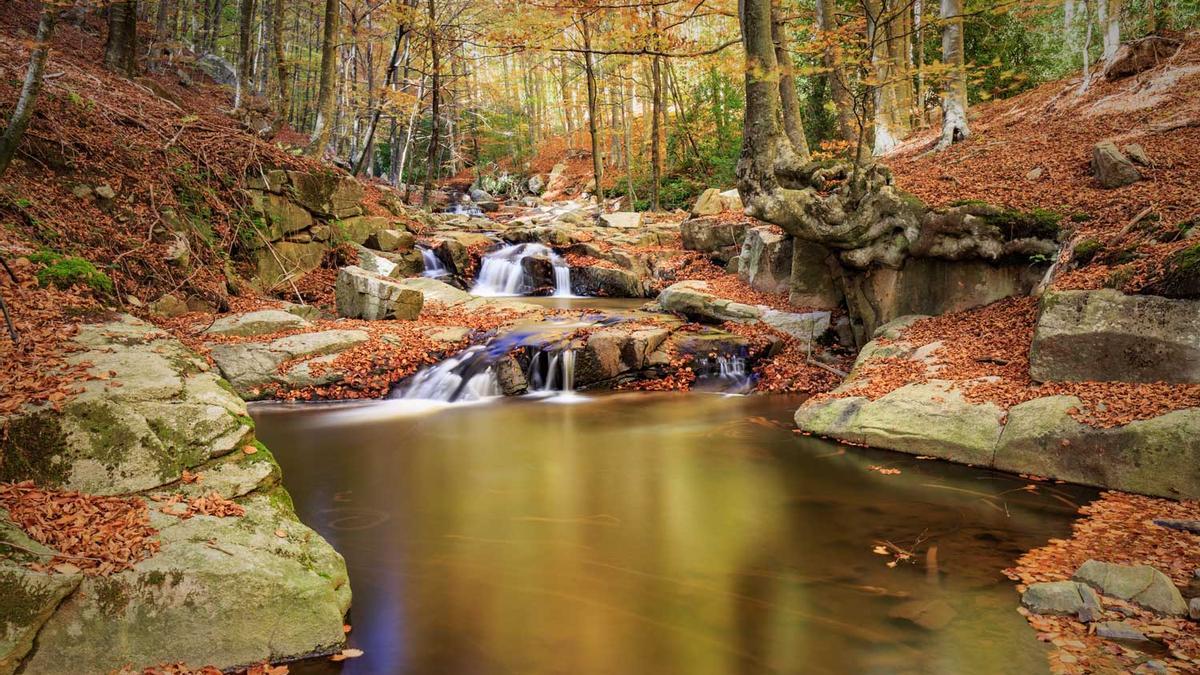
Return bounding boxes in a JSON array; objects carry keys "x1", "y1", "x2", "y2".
[
  {"x1": 737, "y1": 0, "x2": 786, "y2": 205},
  {"x1": 868, "y1": 0, "x2": 906, "y2": 155},
  {"x1": 104, "y1": 0, "x2": 138, "y2": 76},
  {"x1": 306, "y1": 0, "x2": 339, "y2": 155},
  {"x1": 423, "y1": 0, "x2": 440, "y2": 209},
  {"x1": 234, "y1": 0, "x2": 256, "y2": 110},
  {"x1": 1100, "y1": 0, "x2": 1121, "y2": 61},
  {"x1": 650, "y1": 53, "x2": 662, "y2": 210},
  {"x1": 1078, "y1": 0, "x2": 1094, "y2": 93},
  {"x1": 271, "y1": 0, "x2": 290, "y2": 127},
  {"x1": 771, "y1": 0, "x2": 810, "y2": 161},
  {"x1": 580, "y1": 15, "x2": 603, "y2": 202},
  {"x1": 155, "y1": 0, "x2": 175, "y2": 42},
  {"x1": 936, "y1": 0, "x2": 968, "y2": 149},
  {"x1": 816, "y1": 0, "x2": 857, "y2": 149},
  {"x1": 353, "y1": 21, "x2": 407, "y2": 176},
  {"x1": 0, "y1": 2, "x2": 57, "y2": 178}
]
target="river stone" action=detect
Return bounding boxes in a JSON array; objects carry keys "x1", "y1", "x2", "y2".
[
  {"x1": 737, "y1": 226, "x2": 793, "y2": 295},
  {"x1": 205, "y1": 309, "x2": 311, "y2": 337},
  {"x1": 352, "y1": 244, "x2": 400, "y2": 278},
  {"x1": 993, "y1": 395, "x2": 1200, "y2": 499},
  {"x1": 577, "y1": 326, "x2": 671, "y2": 386},
  {"x1": 680, "y1": 216, "x2": 748, "y2": 263},
  {"x1": 794, "y1": 381, "x2": 1004, "y2": 466},
  {"x1": 1073, "y1": 560, "x2": 1188, "y2": 616},
  {"x1": 1092, "y1": 141, "x2": 1142, "y2": 189},
  {"x1": 658, "y1": 280, "x2": 761, "y2": 323},
  {"x1": 1095, "y1": 621, "x2": 1148, "y2": 641},
  {"x1": 335, "y1": 265, "x2": 424, "y2": 320},
  {"x1": 690, "y1": 188, "x2": 725, "y2": 217},
  {"x1": 23, "y1": 495, "x2": 350, "y2": 673},
  {"x1": 760, "y1": 309, "x2": 832, "y2": 344},
  {"x1": 396, "y1": 276, "x2": 476, "y2": 306},
  {"x1": 571, "y1": 265, "x2": 646, "y2": 298},
  {"x1": 287, "y1": 171, "x2": 364, "y2": 218},
  {"x1": 209, "y1": 329, "x2": 370, "y2": 398},
  {"x1": 887, "y1": 599, "x2": 956, "y2": 631},
  {"x1": 1021, "y1": 581, "x2": 1103, "y2": 618},
  {"x1": 1029, "y1": 289, "x2": 1200, "y2": 384}
]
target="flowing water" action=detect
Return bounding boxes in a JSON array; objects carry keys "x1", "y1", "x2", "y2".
[
  {"x1": 255, "y1": 394, "x2": 1095, "y2": 675},
  {"x1": 471, "y1": 243, "x2": 574, "y2": 297},
  {"x1": 417, "y1": 245, "x2": 450, "y2": 278}
]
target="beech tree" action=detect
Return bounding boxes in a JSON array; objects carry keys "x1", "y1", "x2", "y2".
[
  {"x1": 307, "y1": 0, "x2": 340, "y2": 155},
  {"x1": 936, "y1": 0, "x2": 968, "y2": 150},
  {"x1": 0, "y1": 1, "x2": 58, "y2": 177},
  {"x1": 104, "y1": 0, "x2": 138, "y2": 76}
]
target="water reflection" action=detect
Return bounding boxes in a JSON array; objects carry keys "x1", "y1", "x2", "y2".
[{"x1": 253, "y1": 393, "x2": 1094, "y2": 675}]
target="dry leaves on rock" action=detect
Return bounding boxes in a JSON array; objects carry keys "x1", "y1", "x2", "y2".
[
  {"x1": 0, "y1": 482, "x2": 160, "y2": 576},
  {"x1": 149, "y1": 491, "x2": 246, "y2": 519}
]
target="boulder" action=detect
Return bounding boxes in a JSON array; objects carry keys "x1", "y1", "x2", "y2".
[
  {"x1": 1029, "y1": 289, "x2": 1200, "y2": 384},
  {"x1": 576, "y1": 326, "x2": 671, "y2": 386},
  {"x1": 286, "y1": 171, "x2": 364, "y2": 218},
  {"x1": 366, "y1": 228, "x2": 415, "y2": 252},
  {"x1": 599, "y1": 212, "x2": 642, "y2": 229},
  {"x1": 1103, "y1": 35, "x2": 1182, "y2": 80},
  {"x1": 246, "y1": 168, "x2": 288, "y2": 194},
  {"x1": 794, "y1": 381, "x2": 1005, "y2": 466},
  {"x1": 737, "y1": 226, "x2": 793, "y2": 295},
  {"x1": 570, "y1": 265, "x2": 647, "y2": 298},
  {"x1": 195, "y1": 53, "x2": 236, "y2": 85},
  {"x1": 209, "y1": 328, "x2": 370, "y2": 398},
  {"x1": 1092, "y1": 141, "x2": 1142, "y2": 189},
  {"x1": 527, "y1": 174, "x2": 545, "y2": 195},
  {"x1": 690, "y1": 188, "x2": 725, "y2": 217},
  {"x1": 334, "y1": 266, "x2": 424, "y2": 320},
  {"x1": 1073, "y1": 560, "x2": 1188, "y2": 616},
  {"x1": 759, "y1": 309, "x2": 831, "y2": 342},
  {"x1": 680, "y1": 216, "x2": 748, "y2": 262},
  {"x1": 789, "y1": 241, "x2": 844, "y2": 309},
  {"x1": 545, "y1": 162, "x2": 568, "y2": 192},
  {"x1": 246, "y1": 192, "x2": 312, "y2": 245},
  {"x1": 205, "y1": 309, "x2": 311, "y2": 337},
  {"x1": 253, "y1": 241, "x2": 326, "y2": 290},
  {"x1": 994, "y1": 395, "x2": 1200, "y2": 498},
  {"x1": 1020, "y1": 581, "x2": 1103, "y2": 619},
  {"x1": 22, "y1": 496, "x2": 349, "y2": 674},
  {"x1": 352, "y1": 244, "x2": 402, "y2": 278},
  {"x1": 335, "y1": 216, "x2": 392, "y2": 245},
  {"x1": 1191, "y1": 598, "x2": 1200, "y2": 621},
  {"x1": 842, "y1": 257, "x2": 1043, "y2": 344},
  {"x1": 149, "y1": 293, "x2": 190, "y2": 318},
  {"x1": 657, "y1": 280, "x2": 761, "y2": 323},
  {"x1": 0, "y1": 315, "x2": 349, "y2": 672}
]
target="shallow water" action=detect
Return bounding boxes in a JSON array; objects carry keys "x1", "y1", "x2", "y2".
[{"x1": 254, "y1": 393, "x2": 1095, "y2": 675}]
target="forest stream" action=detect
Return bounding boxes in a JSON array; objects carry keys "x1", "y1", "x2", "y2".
[{"x1": 253, "y1": 300, "x2": 1098, "y2": 674}]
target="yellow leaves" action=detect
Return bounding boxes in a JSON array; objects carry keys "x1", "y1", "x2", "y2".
[
  {"x1": 867, "y1": 465, "x2": 901, "y2": 475},
  {"x1": 242, "y1": 444, "x2": 258, "y2": 455}
]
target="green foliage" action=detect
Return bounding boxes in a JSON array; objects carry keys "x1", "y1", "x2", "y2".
[
  {"x1": 28, "y1": 250, "x2": 114, "y2": 295},
  {"x1": 1071, "y1": 238, "x2": 1102, "y2": 265},
  {"x1": 983, "y1": 207, "x2": 1062, "y2": 241}
]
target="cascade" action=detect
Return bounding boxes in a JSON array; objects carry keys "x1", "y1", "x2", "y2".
[
  {"x1": 393, "y1": 346, "x2": 501, "y2": 402},
  {"x1": 418, "y1": 245, "x2": 450, "y2": 278},
  {"x1": 693, "y1": 352, "x2": 754, "y2": 394},
  {"x1": 471, "y1": 243, "x2": 574, "y2": 297}
]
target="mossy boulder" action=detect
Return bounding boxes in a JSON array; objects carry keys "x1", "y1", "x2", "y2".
[
  {"x1": 209, "y1": 328, "x2": 370, "y2": 398},
  {"x1": 286, "y1": 171, "x2": 364, "y2": 218},
  {"x1": 0, "y1": 317, "x2": 251, "y2": 494},
  {"x1": 253, "y1": 241, "x2": 327, "y2": 291},
  {"x1": 22, "y1": 496, "x2": 350, "y2": 673},
  {"x1": 205, "y1": 309, "x2": 312, "y2": 337}
]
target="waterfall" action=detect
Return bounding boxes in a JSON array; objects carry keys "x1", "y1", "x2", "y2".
[
  {"x1": 527, "y1": 348, "x2": 577, "y2": 394},
  {"x1": 471, "y1": 243, "x2": 574, "y2": 297},
  {"x1": 694, "y1": 353, "x2": 754, "y2": 394},
  {"x1": 418, "y1": 245, "x2": 450, "y2": 278},
  {"x1": 394, "y1": 346, "x2": 500, "y2": 402}
]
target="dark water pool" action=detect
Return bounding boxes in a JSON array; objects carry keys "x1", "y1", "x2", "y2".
[{"x1": 253, "y1": 393, "x2": 1095, "y2": 675}]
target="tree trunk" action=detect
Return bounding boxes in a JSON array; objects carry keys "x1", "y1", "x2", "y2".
[
  {"x1": 155, "y1": 0, "x2": 175, "y2": 42},
  {"x1": 104, "y1": 0, "x2": 138, "y2": 76},
  {"x1": 0, "y1": 2, "x2": 57, "y2": 177},
  {"x1": 423, "y1": 0, "x2": 440, "y2": 209},
  {"x1": 1078, "y1": 0, "x2": 1094, "y2": 94},
  {"x1": 936, "y1": 0, "x2": 968, "y2": 150},
  {"x1": 353, "y1": 21, "x2": 406, "y2": 176},
  {"x1": 580, "y1": 15, "x2": 603, "y2": 202},
  {"x1": 1100, "y1": 0, "x2": 1121, "y2": 61},
  {"x1": 816, "y1": 0, "x2": 857, "y2": 148},
  {"x1": 650, "y1": 52, "x2": 662, "y2": 210},
  {"x1": 306, "y1": 0, "x2": 339, "y2": 156},
  {"x1": 771, "y1": 0, "x2": 810, "y2": 161},
  {"x1": 235, "y1": 0, "x2": 256, "y2": 110},
  {"x1": 271, "y1": 0, "x2": 290, "y2": 127}
]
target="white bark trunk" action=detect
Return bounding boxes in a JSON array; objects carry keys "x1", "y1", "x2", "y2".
[
  {"x1": 936, "y1": 0, "x2": 969, "y2": 150},
  {"x1": 1101, "y1": 0, "x2": 1121, "y2": 61}
]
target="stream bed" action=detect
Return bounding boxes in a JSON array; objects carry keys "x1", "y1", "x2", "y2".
[{"x1": 254, "y1": 393, "x2": 1096, "y2": 675}]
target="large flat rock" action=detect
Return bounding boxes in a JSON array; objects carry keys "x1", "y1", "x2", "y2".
[{"x1": 1029, "y1": 289, "x2": 1200, "y2": 384}]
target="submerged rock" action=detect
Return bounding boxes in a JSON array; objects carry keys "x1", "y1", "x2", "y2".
[{"x1": 1073, "y1": 560, "x2": 1188, "y2": 616}]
